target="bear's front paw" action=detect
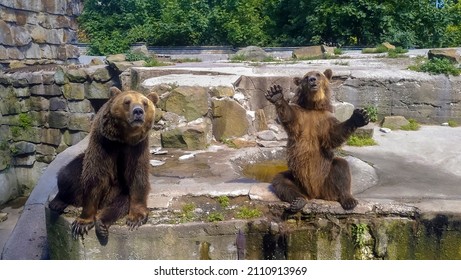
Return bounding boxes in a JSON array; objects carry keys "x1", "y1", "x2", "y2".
[
  {"x1": 265, "y1": 85, "x2": 284, "y2": 104},
  {"x1": 339, "y1": 196, "x2": 358, "y2": 210},
  {"x1": 290, "y1": 197, "x2": 307, "y2": 212},
  {"x1": 126, "y1": 207, "x2": 149, "y2": 230},
  {"x1": 350, "y1": 108, "x2": 370, "y2": 127},
  {"x1": 71, "y1": 217, "x2": 95, "y2": 240}
]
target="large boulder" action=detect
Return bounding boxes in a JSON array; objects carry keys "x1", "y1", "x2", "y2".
[
  {"x1": 161, "y1": 119, "x2": 211, "y2": 150},
  {"x1": 212, "y1": 98, "x2": 249, "y2": 140},
  {"x1": 234, "y1": 46, "x2": 269, "y2": 61},
  {"x1": 162, "y1": 86, "x2": 209, "y2": 122},
  {"x1": 428, "y1": 49, "x2": 460, "y2": 63}
]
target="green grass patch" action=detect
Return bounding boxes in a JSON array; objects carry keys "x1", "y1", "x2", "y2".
[
  {"x1": 207, "y1": 212, "x2": 225, "y2": 222},
  {"x1": 217, "y1": 196, "x2": 230, "y2": 208},
  {"x1": 347, "y1": 135, "x2": 377, "y2": 147},
  {"x1": 235, "y1": 206, "x2": 262, "y2": 219},
  {"x1": 18, "y1": 113, "x2": 33, "y2": 129},
  {"x1": 179, "y1": 202, "x2": 196, "y2": 223},
  {"x1": 125, "y1": 50, "x2": 169, "y2": 67},
  {"x1": 172, "y1": 57, "x2": 202, "y2": 63},
  {"x1": 220, "y1": 138, "x2": 238, "y2": 149},
  {"x1": 448, "y1": 120, "x2": 459, "y2": 127},
  {"x1": 409, "y1": 57, "x2": 461, "y2": 76},
  {"x1": 400, "y1": 119, "x2": 421, "y2": 131}
]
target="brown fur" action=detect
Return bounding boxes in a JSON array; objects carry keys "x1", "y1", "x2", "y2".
[
  {"x1": 265, "y1": 69, "x2": 369, "y2": 211},
  {"x1": 49, "y1": 87, "x2": 158, "y2": 242}
]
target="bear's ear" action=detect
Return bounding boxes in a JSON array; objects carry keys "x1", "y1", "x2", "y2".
[
  {"x1": 323, "y1": 69, "x2": 333, "y2": 81},
  {"x1": 293, "y1": 77, "x2": 302, "y2": 86},
  {"x1": 147, "y1": 92, "x2": 159, "y2": 105},
  {"x1": 110, "y1": 87, "x2": 122, "y2": 97}
]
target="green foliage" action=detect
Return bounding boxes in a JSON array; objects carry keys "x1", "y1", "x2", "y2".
[
  {"x1": 18, "y1": 113, "x2": 32, "y2": 129},
  {"x1": 144, "y1": 57, "x2": 169, "y2": 67},
  {"x1": 125, "y1": 51, "x2": 149, "y2": 62},
  {"x1": 179, "y1": 202, "x2": 196, "y2": 223},
  {"x1": 387, "y1": 47, "x2": 409, "y2": 58},
  {"x1": 220, "y1": 138, "x2": 238, "y2": 149},
  {"x1": 79, "y1": 0, "x2": 461, "y2": 53},
  {"x1": 236, "y1": 206, "x2": 262, "y2": 219},
  {"x1": 419, "y1": 58, "x2": 461, "y2": 76},
  {"x1": 207, "y1": 212, "x2": 225, "y2": 222},
  {"x1": 10, "y1": 127, "x2": 21, "y2": 138},
  {"x1": 347, "y1": 135, "x2": 377, "y2": 147},
  {"x1": 365, "y1": 105, "x2": 378, "y2": 122},
  {"x1": 217, "y1": 196, "x2": 230, "y2": 208},
  {"x1": 400, "y1": 119, "x2": 421, "y2": 131},
  {"x1": 409, "y1": 57, "x2": 461, "y2": 76},
  {"x1": 448, "y1": 120, "x2": 459, "y2": 127},
  {"x1": 0, "y1": 141, "x2": 8, "y2": 151},
  {"x1": 352, "y1": 223, "x2": 369, "y2": 248}
]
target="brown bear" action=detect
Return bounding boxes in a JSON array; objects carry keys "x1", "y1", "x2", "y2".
[
  {"x1": 265, "y1": 69, "x2": 369, "y2": 211},
  {"x1": 49, "y1": 87, "x2": 159, "y2": 242}
]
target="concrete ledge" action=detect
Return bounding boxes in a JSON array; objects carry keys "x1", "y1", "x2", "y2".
[{"x1": 1, "y1": 138, "x2": 88, "y2": 260}]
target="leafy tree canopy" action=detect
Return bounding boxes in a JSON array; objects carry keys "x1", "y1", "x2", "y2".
[{"x1": 78, "y1": 0, "x2": 461, "y2": 55}]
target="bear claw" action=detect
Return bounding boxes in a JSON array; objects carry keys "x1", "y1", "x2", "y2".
[
  {"x1": 290, "y1": 197, "x2": 307, "y2": 212},
  {"x1": 339, "y1": 197, "x2": 358, "y2": 210},
  {"x1": 266, "y1": 85, "x2": 284, "y2": 104},
  {"x1": 71, "y1": 218, "x2": 94, "y2": 240}
]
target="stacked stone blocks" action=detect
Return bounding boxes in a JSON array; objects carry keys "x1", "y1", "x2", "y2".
[{"x1": 0, "y1": 64, "x2": 117, "y2": 200}]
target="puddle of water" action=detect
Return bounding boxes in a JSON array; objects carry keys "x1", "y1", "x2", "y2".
[{"x1": 242, "y1": 160, "x2": 288, "y2": 183}]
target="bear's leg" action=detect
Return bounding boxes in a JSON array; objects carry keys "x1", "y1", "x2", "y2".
[
  {"x1": 48, "y1": 195, "x2": 68, "y2": 214},
  {"x1": 95, "y1": 194, "x2": 130, "y2": 244},
  {"x1": 49, "y1": 153, "x2": 85, "y2": 213},
  {"x1": 324, "y1": 157, "x2": 358, "y2": 210},
  {"x1": 272, "y1": 170, "x2": 308, "y2": 212},
  {"x1": 71, "y1": 180, "x2": 110, "y2": 239}
]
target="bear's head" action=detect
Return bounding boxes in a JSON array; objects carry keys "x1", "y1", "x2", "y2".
[
  {"x1": 103, "y1": 87, "x2": 159, "y2": 145},
  {"x1": 293, "y1": 69, "x2": 333, "y2": 112}
]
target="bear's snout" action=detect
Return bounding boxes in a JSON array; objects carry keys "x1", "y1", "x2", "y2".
[
  {"x1": 132, "y1": 106, "x2": 144, "y2": 117},
  {"x1": 131, "y1": 105, "x2": 145, "y2": 125}
]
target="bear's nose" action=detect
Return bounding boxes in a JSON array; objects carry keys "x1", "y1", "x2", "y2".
[
  {"x1": 133, "y1": 106, "x2": 144, "y2": 116},
  {"x1": 308, "y1": 76, "x2": 317, "y2": 84}
]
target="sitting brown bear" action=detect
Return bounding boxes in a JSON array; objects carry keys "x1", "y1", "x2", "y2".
[
  {"x1": 49, "y1": 87, "x2": 158, "y2": 242},
  {"x1": 265, "y1": 69, "x2": 369, "y2": 211}
]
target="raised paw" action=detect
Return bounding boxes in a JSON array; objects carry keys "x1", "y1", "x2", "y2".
[
  {"x1": 339, "y1": 196, "x2": 358, "y2": 210},
  {"x1": 350, "y1": 108, "x2": 370, "y2": 127},
  {"x1": 265, "y1": 84, "x2": 284, "y2": 104},
  {"x1": 290, "y1": 197, "x2": 307, "y2": 212},
  {"x1": 71, "y1": 217, "x2": 94, "y2": 240}
]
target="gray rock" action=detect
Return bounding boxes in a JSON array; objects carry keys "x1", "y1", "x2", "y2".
[
  {"x1": 381, "y1": 116, "x2": 409, "y2": 130},
  {"x1": 234, "y1": 46, "x2": 269, "y2": 61},
  {"x1": 212, "y1": 98, "x2": 249, "y2": 140},
  {"x1": 428, "y1": 48, "x2": 460, "y2": 63},
  {"x1": 163, "y1": 86, "x2": 209, "y2": 122},
  {"x1": 256, "y1": 130, "x2": 277, "y2": 141},
  {"x1": 11, "y1": 141, "x2": 36, "y2": 155},
  {"x1": 333, "y1": 102, "x2": 355, "y2": 122},
  {"x1": 0, "y1": 168, "x2": 18, "y2": 205}
]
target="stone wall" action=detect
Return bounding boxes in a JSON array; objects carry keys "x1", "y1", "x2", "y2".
[
  {"x1": 0, "y1": 0, "x2": 82, "y2": 67},
  {"x1": 0, "y1": 63, "x2": 119, "y2": 204}
]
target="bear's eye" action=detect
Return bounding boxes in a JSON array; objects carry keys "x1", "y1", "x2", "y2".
[
  {"x1": 142, "y1": 99, "x2": 148, "y2": 107},
  {"x1": 123, "y1": 98, "x2": 131, "y2": 105}
]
